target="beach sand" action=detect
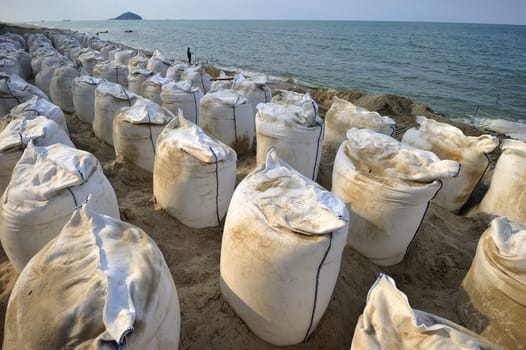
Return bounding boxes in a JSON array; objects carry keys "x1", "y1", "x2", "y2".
[{"x1": 0, "y1": 24, "x2": 505, "y2": 349}]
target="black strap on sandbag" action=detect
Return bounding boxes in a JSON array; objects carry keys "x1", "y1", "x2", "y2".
[
  {"x1": 209, "y1": 146, "x2": 221, "y2": 225},
  {"x1": 192, "y1": 90, "x2": 199, "y2": 124},
  {"x1": 66, "y1": 187, "x2": 79, "y2": 207},
  {"x1": 146, "y1": 112, "x2": 156, "y2": 155},
  {"x1": 115, "y1": 65, "x2": 119, "y2": 85},
  {"x1": 311, "y1": 100, "x2": 322, "y2": 181},
  {"x1": 304, "y1": 231, "x2": 333, "y2": 343},
  {"x1": 232, "y1": 97, "x2": 240, "y2": 143},
  {"x1": 199, "y1": 71, "x2": 206, "y2": 93}
]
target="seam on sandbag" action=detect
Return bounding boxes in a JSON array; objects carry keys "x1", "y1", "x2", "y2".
[
  {"x1": 193, "y1": 91, "x2": 198, "y2": 124},
  {"x1": 5, "y1": 80, "x2": 21, "y2": 104},
  {"x1": 304, "y1": 231, "x2": 333, "y2": 343},
  {"x1": 312, "y1": 120, "x2": 323, "y2": 181},
  {"x1": 209, "y1": 146, "x2": 221, "y2": 225},
  {"x1": 146, "y1": 113, "x2": 156, "y2": 155},
  {"x1": 115, "y1": 66, "x2": 119, "y2": 85},
  {"x1": 199, "y1": 71, "x2": 205, "y2": 93},
  {"x1": 122, "y1": 87, "x2": 132, "y2": 107},
  {"x1": 66, "y1": 187, "x2": 79, "y2": 207},
  {"x1": 233, "y1": 97, "x2": 240, "y2": 143}
]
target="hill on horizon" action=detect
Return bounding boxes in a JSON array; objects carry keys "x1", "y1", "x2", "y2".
[{"x1": 111, "y1": 12, "x2": 142, "y2": 20}]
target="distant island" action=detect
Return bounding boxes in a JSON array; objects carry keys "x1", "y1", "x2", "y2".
[{"x1": 111, "y1": 12, "x2": 142, "y2": 20}]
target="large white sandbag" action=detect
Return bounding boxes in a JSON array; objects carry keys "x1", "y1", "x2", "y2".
[
  {"x1": 402, "y1": 116, "x2": 499, "y2": 212},
  {"x1": 154, "y1": 116, "x2": 237, "y2": 228},
  {"x1": 0, "y1": 73, "x2": 48, "y2": 118},
  {"x1": 472, "y1": 139, "x2": 526, "y2": 225},
  {"x1": 93, "y1": 60, "x2": 129, "y2": 87},
  {"x1": 113, "y1": 48, "x2": 135, "y2": 66},
  {"x1": 3, "y1": 201, "x2": 180, "y2": 349},
  {"x1": 6, "y1": 95, "x2": 67, "y2": 133},
  {"x1": 128, "y1": 68, "x2": 155, "y2": 95},
  {"x1": 127, "y1": 50, "x2": 149, "y2": 72},
  {"x1": 93, "y1": 81, "x2": 137, "y2": 145},
  {"x1": 140, "y1": 74, "x2": 172, "y2": 105},
  {"x1": 35, "y1": 57, "x2": 72, "y2": 97},
  {"x1": 210, "y1": 71, "x2": 233, "y2": 91},
  {"x1": 30, "y1": 49, "x2": 59, "y2": 75},
  {"x1": 71, "y1": 75, "x2": 101, "y2": 124},
  {"x1": 165, "y1": 62, "x2": 187, "y2": 81},
  {"x1": 0, "y1": 142, "x2": 119, "y2": 272},
  {"x1": 332, "y1": 128, "x2": 460, "y2": 266},
  {"x1": 220, "y1": 149, "x2": 349, "y2": 346},
  {"x1": 351, "y1": 273, "x2": 497, "y2": 350},
  {"x1": 0, "y1": 55, "x2": 23, "y2": 78},
  {"x1": 181, "y1": 65, "x2": 212, "y2": 93},
  {"x1": 0, "y1": 116, "x2": 74, "y2": 194},
  {"x1": 113, "y1": 99, "x2": 174, "y2": 172},
  {"x1": 99, "y1": 44, "x2": 116, "y2": 60},
  {"x1": 161, "y1": 80, "x2": 203, "y2": 124},
  {"x1": 78, "y1": 49, "x2": 104, "y2": 75},
  {"x1": 457, "y1": 217, "x2": 526, "y2": 350},
  {"x1": 256, "y1": 102, "x2": 323, "y2": 180},
  {"x1": 146, "y1": 50, "x2": 171, "y2": 77},
  {"x1": 199, "y1": 89, "x2": 253, "y2": 154},
  {"x1": 3, "y1": 50, "x2": 32, "y2": 80},
  {"x1": 1, "y1": 33, "x2": 26, "y2": 51},
  {"x1": 231, "y1": 73, "x2": 272, "y2": 116},
  {"x1": 49, "y1": 65, "x2": 80, "y2": 113}
]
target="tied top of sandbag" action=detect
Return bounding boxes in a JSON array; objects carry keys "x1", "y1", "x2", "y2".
[
  {"x1": 144, "y1": 73, "x2": 171, "y2": 86},
  {"x1": 272, "y1": 90, "x2": 316, "y2": 109},
  {"x1": 162, "y1": 80, "x2": 200, "y2": 94},
  {"x1": 6, "y1": 142, "x2": 97, "y2": 202},
  {"x1": 0, "y1": 73, "x2": 48, "y2": 100},
  {"x1": 327, "y1": 96, "x2": 395, "y2": 133},
  {"x1": 74, "y1": 75, "x2": 101, "y2": 86},
  {"x1": 52, "y1": 65, "x2": 80, "y2": 79},
  {"x1": 130, "y1": 68, "x2": 155, "y2": 77},
  {"x1": 501, "y1": 138, "x2": 526, "y2": 156},
  {"x1": 150, "y1": 49, "x2": 171, "y2": 64},
  {"x1": 232, "y1": 73, "x2": 267, "y2": 90},
  {"x1": 94, "y1": 59, "x2": 127, "y2": 71},
  {"x1": 490, "y1": 217, "x2": 526, "y2": 264},
  {"x1": 247, "y1": 148, "x2": 348, "y2": 235},
  {"x1": 10, "y1": 95, "x2": 60, "y2": 117},
  {"x1": 96, "y1": 81, "x2": 135, "y2": 101},
  {"x1": 343, "y1": 128, "x2": 460, "y2": 184},
  {"x1": 256, "y1": 102, "x2": 320, "y2": 128},
  {"x1": 158, "y1": 113, "x2": 236, "y2": 163},
  {"x1": 403, "y1": 116, "x2": 499, "y2": 154},
  {"x1": 201, "y1": 89, "x2": 248, "y2": 107},
  {"x1": 117, "y1": 99, "x2": 174, "y2": 125},
  {"x1": 0, "y1": 116, "x2": 72, "y2": 153}
]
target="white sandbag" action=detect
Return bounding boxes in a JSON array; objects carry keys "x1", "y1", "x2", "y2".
[
  {"x1": 3, "y1": 201, "x2": 180, "y2": 349},
  {"x1": 402, "y1": 116, "x2": 499, "y2": 212},
  {"x1": 161, "y1": 80, "x2": 203, "y2": 124},
  {"x1": 0, "y1": 116, "x2": 74, "y2": 194},
  {"x1": 4, "y1": 50, "x2": 32, "y2": 80},
  {"x1": 199, "y1": 89, "x2": 253, "y2": 154},
  {"x1": 351, "y1": 273, "x2": 497, "y2": 350},
  {"x1": 210, "y1": 71, "x2": 233, "y2": 91},
  {"x1": 140, "y1": 74, "x2": 172, "y2": 105},
  {"x1": 128, "y1": 68, "x2": 155, "y2": 95},
  {"x1": 0, "y1": 73, "x2": 48, "y2": 118},
  {"x1": 7, "y1": 95, "x2": 67, "y2": 133},
  {"x1": 457, "y1": 217, "x2": 526, "y2": 350},
  {"x1": 472, "y1": 139, "x2": 526, "y2": 225},
  {"x1": 72, "y1": 75, "x2": 101, "y2": 124},
  {"x1": 1, "y1": 33, "x2": 26, "y2": 51},
  {"x1": 93, "y1": 60, "x2": 129, "y2": 87},
  {"x1": 231, "y1": 73, "x2": 272, "y2": 116},
  {"x1": 154, "y1": 116, "x2": 237, "y2": 228},
  {"x1": 30, "y1": 49, "x2": 60, "y2": 75},
  {"x1": 113, "y1": 99, "x2": 174, "y2": 172},
  {"x1": 0, "y1": 55, "x2": 23, "y2": 78},
  {"x1": 181, "y1": 65, "x2": 212, "y2": 93},
  {"x1": 78, "y1": 49, "x2": 104, "y2": 75},
  {"x1": 220, "y1": 149, "x2": 349, "y2": 346},
  {"x1": 35, "y1": 57, "x2": 72, "y2": 97},
  {"x1": 0, "y1": 142, "x2": 119, "y2": 272},
  {"x1": 113, "y1": 48, "x2": 135, "y2": 66},
  {"x1": 332, "y1": 128, "x2": 460, "y2": 266},
  {"x1": 93, "y1": 81, "x2": 137, "y2": 145},
  {"x1": 256, "y1": 102, "x2": 323, "y2": 180},
  {"x1": 49, "y1": 65, "x2": 80, "y2": 113},
  {"x1": 127, "y1": 50, "x2": 149, "y2": 71},
  {"x1": 100, "y1": 44, "x2": 116, "y2": 60},
  {"x1": 146, "y1": 50, "x2": 171, "y2": 77},
  {"x1": 165, "y1": 62, "x2": 187, "y2": 81}
]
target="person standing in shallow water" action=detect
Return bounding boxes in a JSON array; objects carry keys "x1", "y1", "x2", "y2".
[{"x1": 187, "y1": 47, "x2": 192, "y2": 64}]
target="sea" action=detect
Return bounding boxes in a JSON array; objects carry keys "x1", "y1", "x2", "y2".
[{"x1": 30, "y1": 20, "x2": 526, "y2": 134}]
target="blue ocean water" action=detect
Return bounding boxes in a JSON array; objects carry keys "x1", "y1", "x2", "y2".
[{"x1": 35, "y1": 20, "x2": 526, "y2": 124}]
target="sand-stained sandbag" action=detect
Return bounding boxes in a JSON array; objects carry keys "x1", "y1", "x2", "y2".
[
  {"x1": 351, "y1": 273, "x2": 497, "y2": 350},
  {"x1": 161, "y1": 80, "x2": 203, "y2": 124},
  {"x1": 140, "y1": 74, "x2": 172, "y2": 105},
  {"x1": 165, "y1": 62, "x2": 187, "y2": 81},
  {"x1": 0, "y1": 116, "x2": 74, "y2": 194},
  {"x1": 231, "y1": 73, "x2": 272, "y2": 116},
  {"x1": 3, "y1": 50, "x2": 32, "y2": 80},
  {"x1": 100, "y1": 44, "x2": 116, "y2": 60},
  {"x1": 3, "y1": 201, "x2": 180, "y2": 349},
  {"x1": 0, "y1": 55, "x2": 23, "y2": 78},
  {"x1": 35, "y1": 55, "x2": 71, "y2": 96},
  {"x1": 256, "y1": 101, "x2": 323, "y2": 180},
  {"x1": 128, "y1": 68, "x2": 155, "y2": 94},
  {"x1": 6, "y1": 95, "x2": 67, "y2": 133},
  {"x1": 72, "y1": 75, "x2": 101, "y2": 124},
  {"x1": 49, "y1": 65, "x2": 80, "y2": 113},
  {"x1": 181, "y1": 66, "x2": 212, "y2": 93},
  {"x1": 93, "y1": 60, "x2": 129, "y2": 87},
  {"x1": 154, "y1": 116, "x2": 237, "y2": 228},
  {"x1": 113, "y1": 48, "x2": 135, "y2": 66},
  {"x1": 127, "y1": 50, "x2": 149, "y2": 72},
  {"x1": 332, "y1": 128, "x2": 460, "y2": 266},
  {"x1": 220, "y1": 149, "x2": 349, "y2": 346},
  {"x1": 0, "y1": 142, "x2": 119, "y2": 272},
  {"x1": 78, "y1": 49, "x2": 104, "y2": 75},
  {"x1": 472, "y1": 139, "x2": 526, "y2": 225},
  {"x1": 402, "y1": 116, "x2": 499, "y2": 212},
  {"x1": 146, "y1": 50, "x2": 171, "y2": 77},
  {"x1": 0, "y1": 73, "x2": 48, "y2": 118},
  {"x1": 93, "y1": 81, "x2": 137, "y2": 145},
  {"x1": 30, "y1": 49, "x2": 61, "y2": 75},
  {"x1": 457, "y1": 217, "x2": 526, "y2": 350},
  {"x1": 114, "y1": 99, "x2": 174, "y2": 172},
  {"x1": 199, "y1": 89, "x2": 253, "y2": 154}
]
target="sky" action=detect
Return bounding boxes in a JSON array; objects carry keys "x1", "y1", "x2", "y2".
[{"x1": 1, "y1": 0, "x2": 525, "y2": 25}]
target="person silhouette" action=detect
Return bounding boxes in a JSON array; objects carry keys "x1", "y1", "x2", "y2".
[{"x1": 187, "y1": 47, "x2": 192, "y2": 64}]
